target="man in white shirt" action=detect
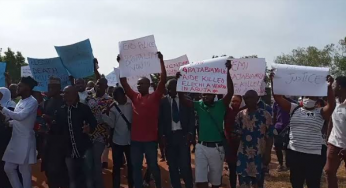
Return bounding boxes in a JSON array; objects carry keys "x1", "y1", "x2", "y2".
[
  {"x1": 158, "y1": 79, "x2": 195, "y2": 188},
  {"x1": 104, "y1": 87, "x2": 133, "y2": 188},
  {"x1": 325, "y1": 76, "x2": 346, "y2": 188},
  {"x1": 1, "y1": 76, "x2": 38, "y2": 188},
  {"x1": 75, "y1": 78, "x2": 92, "y2": 104}
]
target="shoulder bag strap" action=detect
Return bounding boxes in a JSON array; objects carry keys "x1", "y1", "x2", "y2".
[{"x1": 113, "y1": 103, "x2": 132, "y2": 131}]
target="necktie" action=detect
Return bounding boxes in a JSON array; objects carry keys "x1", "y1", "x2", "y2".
[{"x1": 172, "y1": 97, "x2": 180, "y2": 123}]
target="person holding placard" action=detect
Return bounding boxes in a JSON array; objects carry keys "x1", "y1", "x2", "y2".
[
  {"x1": 270, "y1": 73, "x2": 335, "y2": 188},
  {"x1": 118, "y1": 51, "x2": 167, "y2": 188},
  {"x1": 176, "y1": 60, "x2": 233, "y2": 188},
  {"x1": 1, "y1": 76, "x2": 38, "y2": 188},
  {"x1": 325, "y1": 76, "x2": 346, "y2": 188}
]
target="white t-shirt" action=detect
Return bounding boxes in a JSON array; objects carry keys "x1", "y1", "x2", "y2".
[
  {"x1": 288, "y1": 103, "x2": 325, "y2": 155},
  {"x1": 328, "y1": 99, "x2": 346, "y2": 149}
]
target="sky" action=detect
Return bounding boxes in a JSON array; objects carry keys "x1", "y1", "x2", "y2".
[{"x1": 1, "y1": 0, "x2": 346, "y2": 75}]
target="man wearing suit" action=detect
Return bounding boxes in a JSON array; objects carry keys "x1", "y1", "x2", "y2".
[{"x1": 159, "y1": 79, "x2": 195, "y2": 188}]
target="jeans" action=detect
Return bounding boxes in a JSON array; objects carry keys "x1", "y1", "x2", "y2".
[
  {"x1": 131, "y1": 141, "x2": 161, "y2": 188},
  {"x1": 289, "y1": 146, "x2": 326, "y2": 188},
  {"x1": 85, "y1": 141, "x2": 106, "y2": 188},
  {"x1": 165, "y1": 131, "x2": 193, "y2": 188},
  {"x1": 324, "y1": 144, "x2": 346, "y2": 188},
  {"x1": 66, "y1": 157, "x2": 88, "y2": 188},
  {"x1": 111, "y1": 143, "x2": 133, "y2": 188}
]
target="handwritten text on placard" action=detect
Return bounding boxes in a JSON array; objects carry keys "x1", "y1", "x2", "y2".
[
  {"x1": 177, "y1": 57, "x2": 228, "y2": 94},
  {"x1": 164, "y1": 55, "x2": 189, "y2": 77},
  {"x1": 229, "y1": 58, "x2": 266, "y2": 96},
  {"x1": 119, "y1": 35, "x2": 160, "y2": 77},
  {"x1": 272, "y1": 64, "x2": 329, "y2": 96},
  {"x1": 28, "y1": 57, "x2": 71, "y2": 92}
]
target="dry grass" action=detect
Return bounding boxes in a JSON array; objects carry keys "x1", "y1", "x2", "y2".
[{"x1": 32, "y1": 149, "x2": 346, "y2": 188}]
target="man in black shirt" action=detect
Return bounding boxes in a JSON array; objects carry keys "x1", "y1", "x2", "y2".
[{"x1": 52, "y1": 85, "x2": 97, "y2": 188}]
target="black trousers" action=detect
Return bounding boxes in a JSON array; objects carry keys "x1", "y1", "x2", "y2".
[
  {"x1": 111, "y1": 143, "x2": 133, "y2": 188},
  {"x1": 289, "y1": 146, "x2": 327, "y2": 188},
  {"x1": 227, "y1": 162, "x2": 238, "y2": 188},
  {"x1": 166, "y1": 131, "x2": 193, "y2": 188}
]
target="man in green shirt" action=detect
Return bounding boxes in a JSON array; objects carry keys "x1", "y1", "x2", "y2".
[{"x1": 178, "y1": 60, "x2": 234, "y2": 188}]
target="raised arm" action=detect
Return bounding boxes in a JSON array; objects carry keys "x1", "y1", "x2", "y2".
[
  {"x1": 222, "y1": 60, "x2": 234, "y2": 107},
  {"x1": 1, "y1": 100, "x2": 38, "y2": 121},
  {"x1": 156, "y1": 52, "x2": 167, "y2": 93},
  {"x1": 117, "y1": 55, "x2": 137, "y2": 98},
  {"x1": 5, "y1": 72, "x2": 11, "y2": 88},
  {"x1": 94, "y1": 58, "x2": 101, "y2": 80},
  {"x1": 270, "y1": 71, "x2": 291, "y2": 113},
  {"x1": 321, "y1": 76, "x2": 336, "y2": 120}
]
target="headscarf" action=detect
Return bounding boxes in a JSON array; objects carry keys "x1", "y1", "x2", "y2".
[{"x1": 0, "y1": 87, "x2": 16, "y2": 109}]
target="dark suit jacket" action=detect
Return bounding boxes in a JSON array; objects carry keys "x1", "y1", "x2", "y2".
[{"x1": 158, "y1": 96, "x2": 195, "y2": 138}]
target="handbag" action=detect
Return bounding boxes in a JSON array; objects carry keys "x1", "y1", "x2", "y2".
[
  {"x1": 279, "y1": 105, "x2": 300, "y2": 149},
  {"x1": 199, "y1": 106, "x2": 231, "y2": 157}
]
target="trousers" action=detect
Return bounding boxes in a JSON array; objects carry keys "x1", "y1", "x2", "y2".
[{"x1": 4, "y1": 162, "x2": 31, "y2": 188}]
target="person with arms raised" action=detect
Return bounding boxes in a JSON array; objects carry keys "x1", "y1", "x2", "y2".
[
  {"x1": 270, "y1": 72, "x2": 335, "y2": 188},
  {"x1": 325, "y1": 76, "x2": 346, "y2": 188},
  {"x1": 176, "y1": 59, "x2": 234, "y2": 188},
  {"x1": 118, "y1": 51, "x2": 167, "y2": 188},
  {"x1": 1, "y1": 76, "x2": 38, "y2": 188}
]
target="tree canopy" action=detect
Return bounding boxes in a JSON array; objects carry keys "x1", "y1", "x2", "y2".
[
  {"x1": 275, "y1": 37, "x2": 346, "y2": 76},
  {"x1": 0, "y1": 48, "x2": 27, "y2": 83}
]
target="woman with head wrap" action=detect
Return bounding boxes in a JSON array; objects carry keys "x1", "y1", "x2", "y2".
[{"x1": 0, "y1": 87, "x2": 17, "y2": 188}]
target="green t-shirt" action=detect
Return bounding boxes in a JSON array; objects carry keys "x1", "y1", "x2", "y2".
[{"x1": 194, "y1": 99, "x2": 226, "y2": 142}]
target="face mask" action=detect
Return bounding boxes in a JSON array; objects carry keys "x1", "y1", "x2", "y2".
[{"x1": 303, "y1": 98, "x2": 316, "y2": 108}]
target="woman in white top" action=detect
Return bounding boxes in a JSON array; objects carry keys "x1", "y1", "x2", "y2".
[{"x1": 270, "y1": 74, "x2": 335, "y2": 188}]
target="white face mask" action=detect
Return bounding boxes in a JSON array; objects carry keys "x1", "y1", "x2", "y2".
[{"x1": 303, "y1": 98, "x2": 316, "y2": 108}]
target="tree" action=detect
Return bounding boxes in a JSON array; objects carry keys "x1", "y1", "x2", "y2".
[
  {"x1": 1, "y1": 48, "x2": 28, "y2": 83},
  {"x1": 275, "y1": 37, "x2": 346, "y2": 76}
]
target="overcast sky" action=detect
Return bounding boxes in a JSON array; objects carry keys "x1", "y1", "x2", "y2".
[{"x1": 1, "y1": 0, "x2": 346, "y2": 75}]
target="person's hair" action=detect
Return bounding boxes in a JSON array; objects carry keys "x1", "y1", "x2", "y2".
[
  {"x1": 113, "y1": 87, "x2": 125, "y2": 97},
  {"x1": 165, "y1": 78, "x2": 177, "y2": 88},
  {"x1": 336, "y1": 76, "x2": 346, "y2": 89},
  {"x1": 316, "y1": 98, "x2": 325, "y2": 107}
]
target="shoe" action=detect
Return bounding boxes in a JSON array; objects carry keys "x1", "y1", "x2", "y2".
[
  {"x1": 277, "y1": 165, "x2": 285, "y2": 172},
  {"x1": 102, "y1": 162, "x2": 108, "y2": 169}
]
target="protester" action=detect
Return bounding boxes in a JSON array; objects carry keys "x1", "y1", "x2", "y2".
[
  {"x1": 224, "y1": 95, "x2": 242, "y2": 188},
  {"x1": 41, "y1": 77, "x2": 69, "y2": 188},
  {"x1": 87, "y1": 81, "x2": 95, "y2": 91},
  {"x1": 271, "y1": 74, "x2": 335, "y2": 188},
  {"x1": 177, "y1": 60, "x2": 233, "y2": 188},
  {"x1": 75, "y1": 78, "x2": 90, "y2": 104},
  {"x1": 158, "y1": 79, "x2": 195, "y2": 188},
  {"x1": 190, "y1": 93, "x2": 201, "y2": 153},
  {"x1": 1, "y1": 76, "x2": 38, "y2": 188},
  {"x1": 0, "y1": 87, "x2": 17, "y2": 188},
  {"x1": 51, "y1": 85, "x2": 97, "y2": 188},
  {"x1": 325, "y1": 76, "x2": 346, "y2": 188},
  {"x1": 85, "y1": 77, "x2": 113, "y2": 188},
  {"x1": 107, "y1": 86, "x2": 115, "y2": 97},
  {"x1": 118, "y1": 51, "x2": 167, "y2": 188},
  {"x1": 103, "y1": 87, "x2": 133, "y2": 188},
  {"x1": 272, "y1": 96, "x2": 294, "y2": 171},
  {"x1": 234, "y1": 90, "x2": 275, "y2": 188},
  {"x1": 32, "y1": 91, "x2": 46, "y2": 160}
]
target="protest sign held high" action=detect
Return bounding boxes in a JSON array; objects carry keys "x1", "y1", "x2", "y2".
[
  {"x1": 119, "y1": 35, "x2": 160, "y2": 77},
  {"x1": 105, "y1": 69, "x2": 119, "y2": 87},
  {"x1": 55, "y1": 39, "x2": 94, "y2": 78},
  {"x1": 27, "y1": 57, "x2": 71, "y2": 92},
  {"x1": 272, "y1": 64, "x2": 329, "y2": 96},
  {"x1": 164, "y1": 55, "x2": 189, "y2": 77},
  {"x1": 229, "y1": 58, "x2": 266, "y2": 96},
  {"x1": 0, "y1": 62, "x2": 6, "y2": 87},
  {"x1": 177, "y1": 57, "x2": 228, "y2": 94},
  {"x1": 21, "y1": 65, "x2": 33, "y2": 77}
]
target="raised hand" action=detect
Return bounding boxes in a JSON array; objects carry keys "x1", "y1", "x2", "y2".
[
  {"x1": 225, "y1": 60, "x2": 232, "y2": 70},
  {"x1": 157, "y1": 51, "x2": 163, "y2": 60},
  {"x1": 117, "y1": 55, "x2": 121, "y2": 63},
  {"x1": 176, "y1": 72, "x2": 181, "y2": 79},
  {"x1": 327, "y1": 75, "x2": 334, "y2": 86}
]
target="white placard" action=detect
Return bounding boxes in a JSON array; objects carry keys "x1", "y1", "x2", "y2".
[
  {"x1": 272, "y1": 64, "x2": 329, "y2": 96},
  {"x1": 21, "y1": 65, "x2": 32, "y2": 77},
  {"x1": 105, "y1": 69, "x2": 118, "y2": 87},
  {"x1": 164, "y1": 55, "x2": 189, "y2": 77},
  {"x1": 177, "y1": 57, "x2": 228, "y2": 94},
  {"x1": 230, "y1": 58, "x2": 267, "y2": 96},
  {"x1": 119, "y1": 35, "x2": 160, "y2": 77}
]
